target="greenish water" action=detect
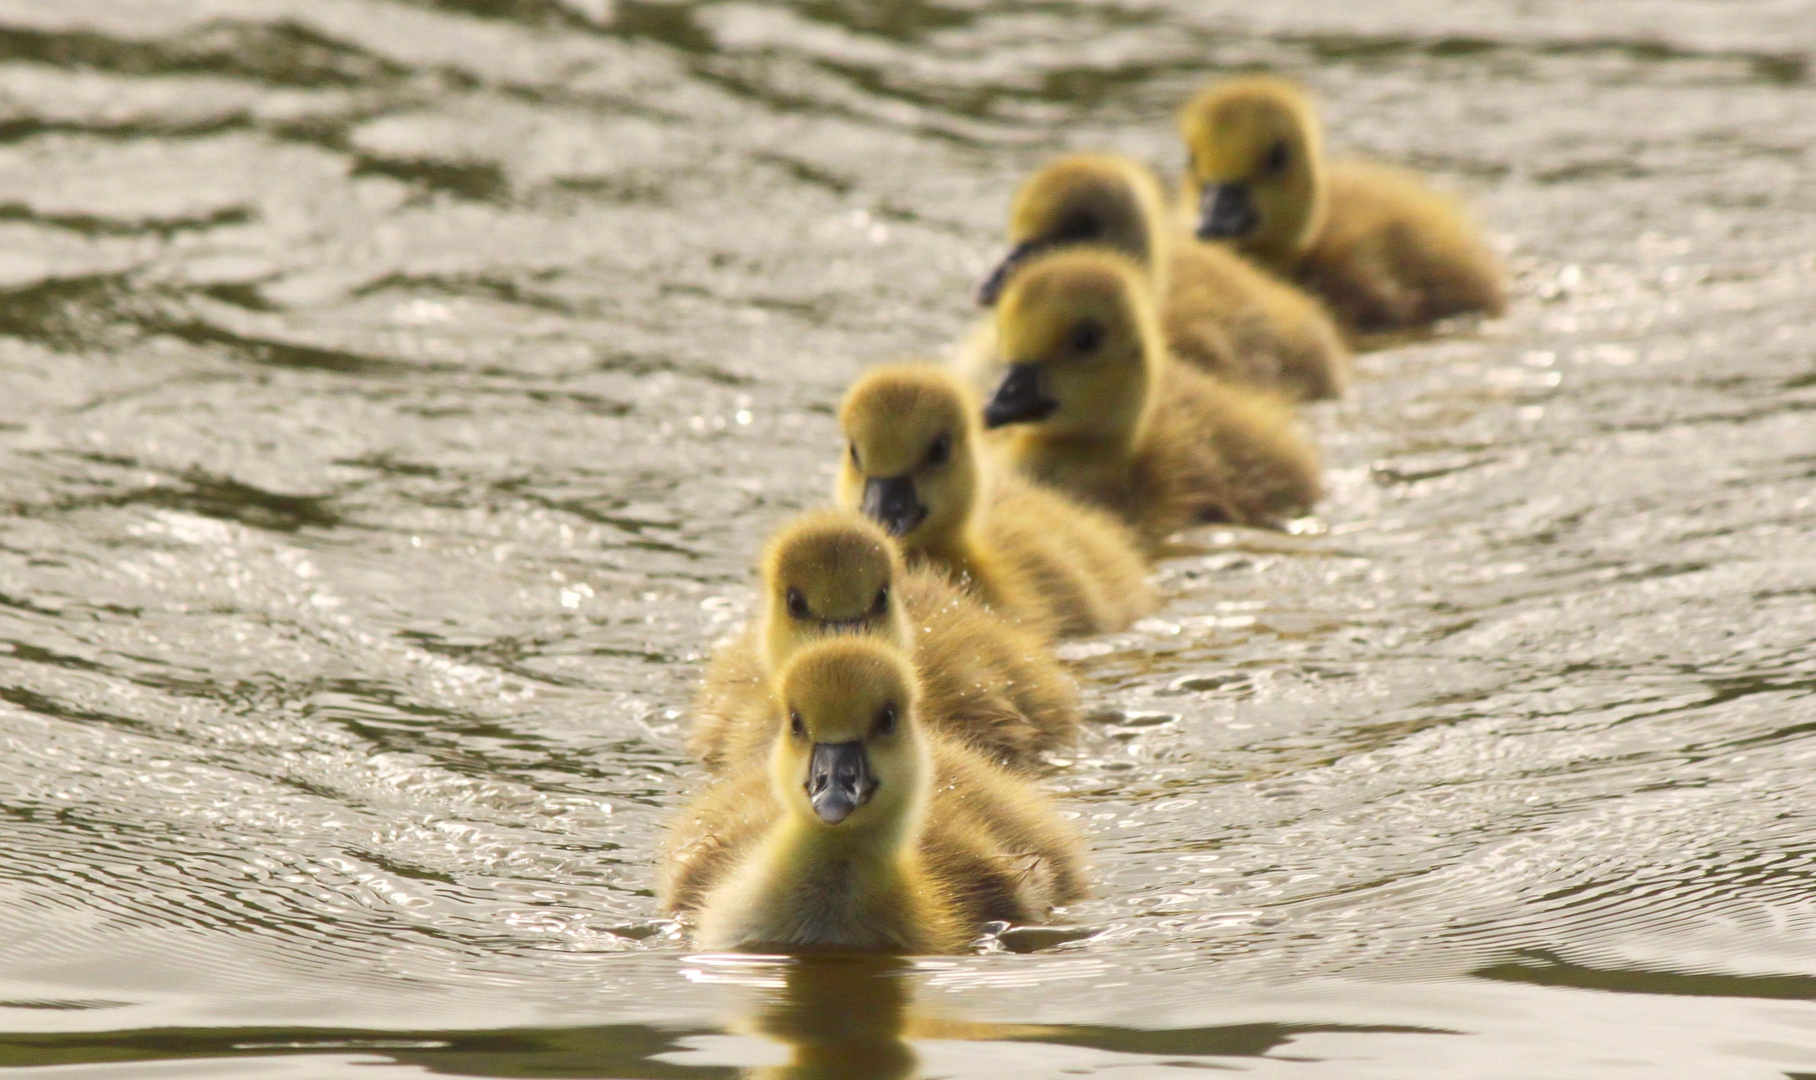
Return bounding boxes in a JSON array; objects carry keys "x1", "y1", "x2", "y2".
[{"x1": 0, "y1": 1, "x2": 1814, "y2": 1076}]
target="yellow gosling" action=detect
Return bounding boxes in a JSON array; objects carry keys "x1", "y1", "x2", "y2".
[
  {"x1": 661, "y1": 638, "x2": 1088, "y2": 953},
  {"x1": 983, "y1": 247, "x2": 1321, "y2": 548},
  {"x1": 974, "y1": 152, "x2": 1349, "y2": 400},
  {"x1": 835, "y1": 364, "x2": 1153, "y2": 638},
  {"x1": 689, "y1": 509, "x2": 1080, "y2": 773},
  {"x1": 1180, "y1": 74, "x2": 1507, "y2": 333}
]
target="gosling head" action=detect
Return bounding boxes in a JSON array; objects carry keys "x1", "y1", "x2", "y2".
[
  {"x1": 976, "y1": 153, "x2": 1171, "y2": 306},
  {"x1": 1178, "y1": 75, "x2": 1326, "y2": 261},
  {"x1": 984, "y1": 248, "x2": 1160, "y2": 447},
  {"x1": 836, "y1": 365, "x2": 981, "y2": 556},
  {"x1": 760, "y1": 509, "x2": 912, "y2": 674},
  {"x1": 771, "y1": 638, "x2": 928, "y2": 832}
]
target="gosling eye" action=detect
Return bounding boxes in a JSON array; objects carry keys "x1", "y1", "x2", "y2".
[
  {"x1": 848, "y1": 442, "x2": 861, "y2": 469},
  {"x1": 925, "y1": 432, "x2": 951, "y2": 467},
  {"x1": 871, "y1": 585, "x2": 889, "y2": 613},
  {"x1": 789, "y1": 709, "x2": 806, "y2": 739},
  {"x1": 1057, "y1": 213, "x2": 1099, "y2": 242},
  {"x1": 873, "y1": 703, "x2": 896, "y2": 736},
  {"x1": 786, "y1": 588, "x2": 810, "y2": 618},
  {"x1": 1070, "y1": 319, "x2": 1105, "y2": 353},
  {"x1": 1263, "y1": 140, "x2": 1290, "y2": 175}
]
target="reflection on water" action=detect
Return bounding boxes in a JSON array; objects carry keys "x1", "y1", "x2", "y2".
[
  {"x1": 0, "y1": 956, "x2": 1461, "y2": 1075},
  {"x1": 0, "y1": 1018, "x2": 727, "y2": 1077},
  {"x1": 0, "y1": 0, "x2": 1814, "y2": 1076},
  {"x1": 731, "y1": 956, "x2": 918, "y2": 1080}
]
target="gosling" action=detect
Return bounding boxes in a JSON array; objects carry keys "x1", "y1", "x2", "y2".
[
  {"x1": 662, "y1": 637, "x2": 1088, "y2": 953},
  {"x1": 836, "y1": 364, "x2": 1153, "y2": 638},
  {"x1": 973, "y1": 152, "x2": 1348, "y2": 400},
  {"x1": 689, "y1": 509, "x2": 1080, "y2": 773},
  {"x1": 1180, "y1": 74, "x2": 1507, "y2": 333},
  {"x1": 983, "y1": 247, "x2": 1321, "y2": 548}
]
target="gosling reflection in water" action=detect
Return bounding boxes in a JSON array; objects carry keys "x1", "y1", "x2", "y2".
[
  {"x1": 739, "y1": 955, "x2": 918, "y2": 1080},
  {"x1": 735, "y1": 954, "x2": 1054, "y2": 1080}
]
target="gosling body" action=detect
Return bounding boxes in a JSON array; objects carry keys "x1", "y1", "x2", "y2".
[
  {"x1": 690, "y1": 510, "x2": 1079, "y2": 773},
  {"x1": 836, "y1": 364, "x2": 1153, "y2": 638},
  {"x1": 982, "y1": 248, "x2": 1321, "y2": 548},
  {"x1": 662, "y1": 639, "x2": 1087, "y2": 953},
  {"x1": 1180, "y1": 75, "x2": 1506, "y2": 333},
  {"x1": 973, "y1": 152, "x2": 1348, "y2": 400}
]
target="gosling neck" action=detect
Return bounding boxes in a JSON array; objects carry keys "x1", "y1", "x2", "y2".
[
  {"x1": 1119, "y1": 176, "x2": 1175, "y2": 297},
  {"x1": 701, "y1": 820, "x2": 927, "y2": 952},
  {"x1": 1144, "y1": 219, "x2": 1174, "y2": 296},
  {"x1": 899, "y1": 494, "x2": 992, "y2": 600}
]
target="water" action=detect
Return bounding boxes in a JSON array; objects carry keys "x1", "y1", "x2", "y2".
[{"x1": 0, "y1": 0, "x2": 1813, "y2": 1075}]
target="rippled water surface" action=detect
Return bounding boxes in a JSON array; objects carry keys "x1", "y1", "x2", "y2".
[{"x1": 1, "y1": 0, "x2": 1814, "y2": 1076}]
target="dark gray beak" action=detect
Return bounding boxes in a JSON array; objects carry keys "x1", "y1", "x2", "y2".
[
  {"x1": 975, "y1": 239, "x2": 1044, "y2": 307},
  {"x1": 982, "y1": 363, "x2": 1058, "y2": 429},
  {"x1": 860, "y1": 476, "x2": 926, "y2": 538},
  {"x1": 1196, "y1": 182, "x2": 1259, "y2": 240},
  {"x1": 808, "y1": 741, "x2": 875, "y2": 824}
]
